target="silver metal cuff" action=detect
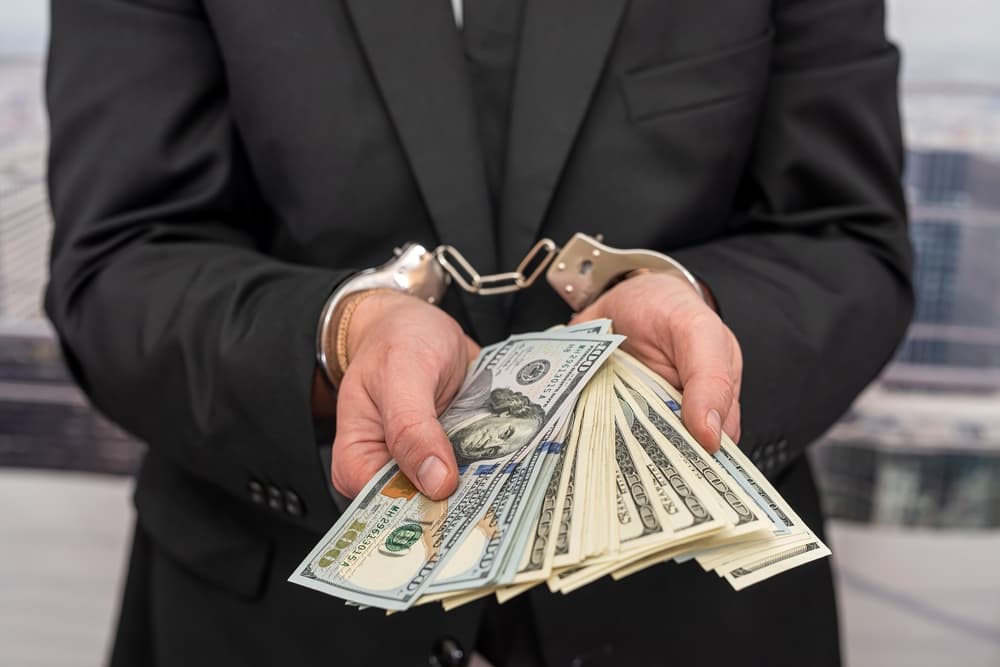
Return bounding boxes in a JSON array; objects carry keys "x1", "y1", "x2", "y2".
[
  {"x1": 545, "y1": 233, "x2": 706, "y2": 311},
  {"x1": 315, "y1": 243, "x2": 450, "y2": 385}
]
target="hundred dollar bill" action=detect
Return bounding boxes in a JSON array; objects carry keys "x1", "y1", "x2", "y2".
[
  {"x1": 552, "y1": 401, "x2": 727, "y2": 594},
  {"x1": 724, "y1": 539, "x2": 830, "y2": 590},
  {"x1": 471, "y1": 320, "x2": 613, "y2": 376},
  {"x1": 289, "y1": 332, "x2": 622, "y2": 610},
  {"x1": 584, "y1": 369, "x2": 617, "y2": 560},
  {"x1": 610, "y1": 351, "x2": 830, "y2": 585},
  {"x1": 548, "y1": 403, "x2": 583, "y2": 570},
  {"x1": 552, "y1": 375, "x2": 604, "y2": 568},
  {"x1": 612, "y1": 354, "x2": 788, "y2": 539},
  {"x1": 609, "y1": 421, "x2": 666, "y2": 552},
  {"x1": 425, "y1": 415, "x2": 571, "y2": 594},
  {"x1": 500, "y1": 412, "x2": 577, "y2": 586},
  {"x1": 613, "y1": 395, "x2": 725, "y2": 543},
  {"x1": 493, "y1": 422, "x2": 573, "y2": 585}
]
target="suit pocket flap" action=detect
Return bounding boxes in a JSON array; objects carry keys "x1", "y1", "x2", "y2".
[{"x1": 621, "y1": 27, "x2": 774, "y2": 121}]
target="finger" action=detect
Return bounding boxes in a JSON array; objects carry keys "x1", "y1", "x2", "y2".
[
  {"x1": 676, "y1": 319, "x2": 737, "y2": 454},
  {"x1": 731, "y1": 345, "x2": 744, "y2": 403},
  {"x1": 724, "y1": 345, "x2": 743, "y2": 443},
  {"x1": 722, "y1": 397, "x2": 741, "y2": 444},
  {"x1": 375, "y1": 369, "x2": 460, "y2": 500},
  {"x1": 331, "y1": 373, "x2": 393, "y2": 497},
  {"x1": 568, "y1": 297, "x2": 605, "y2": 325},
  {"x1": 465, "y1": 336, "x2": 481, "y2": 364}
]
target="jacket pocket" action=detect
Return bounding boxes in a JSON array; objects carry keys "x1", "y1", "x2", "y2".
[{"x1": 621, "y1": 27, "x2": 774, "y2": 122}]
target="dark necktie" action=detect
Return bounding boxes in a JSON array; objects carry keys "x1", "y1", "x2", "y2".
[{"x1": 461, "y1": 0, "x2": 526, "y2": 216}]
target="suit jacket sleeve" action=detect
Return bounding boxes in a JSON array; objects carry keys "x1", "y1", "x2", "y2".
[
  {"x1": 45, "y1": 0, "x2": 347, "y2": 515},
  {"x1": 670, "y1": 0, "x2": 914, "y2": 474}
]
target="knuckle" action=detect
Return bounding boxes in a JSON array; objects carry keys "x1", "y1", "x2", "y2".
[
  {"x1": 380, "y1": 339, "x2": 414, "y2": 363},
  {"x1": 379, "y1": 342, "x2": 438, "y2": 383},
  {"x1": 686, "y1": 309, "x2": 720, "y2": 330},
  {"x1": 442, "y1": 316, "x2": 464, "y2": 340},
  {"x1": 330, "y1": 454, "x2": 357, "y2": 496},
  {"x1": 692, "y1": 372, "x2": 735, "y2": 406},
  {"x1": 386, "y1": 417, "x2": 431, "y2": 462},
  {"x1": 385, "y1": 408, "x2": 423, "y2": 440}
]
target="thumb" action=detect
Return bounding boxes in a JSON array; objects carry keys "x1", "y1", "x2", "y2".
[
  {"x1": 675, "y1": 324, "x2": 737, "y2": 455},
  {"x1": 680, "y1": 371, "x2": 734, "y2": 454},
  {"x1": 331, "y1": 374, "x2": 394, "y2": 498},
  {"x1": 378, "y1": 375, "x2": 459, "y2": 500}
]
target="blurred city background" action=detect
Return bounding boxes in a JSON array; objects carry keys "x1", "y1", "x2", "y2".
[{"x1": 1, "y1": 1, "x2": 998, "y2": 665}]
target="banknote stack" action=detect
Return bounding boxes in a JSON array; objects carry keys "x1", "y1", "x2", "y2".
[{"x1": 290, "y1": 321, "x2": 830, "y2": 612}]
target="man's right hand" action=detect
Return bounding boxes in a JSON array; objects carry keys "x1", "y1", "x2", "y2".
[{"x1": 330, "y1": 292, "x2": 479, "y2": 500}]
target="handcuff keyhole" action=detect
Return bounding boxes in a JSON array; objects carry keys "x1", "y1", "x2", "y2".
[{"x1": 579, "y1": 259, "x2": 593, "y2": 276}]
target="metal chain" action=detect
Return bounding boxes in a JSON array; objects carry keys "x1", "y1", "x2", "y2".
[{"x1": 434, "y1": 238, "x2": 559, "y2": 296}]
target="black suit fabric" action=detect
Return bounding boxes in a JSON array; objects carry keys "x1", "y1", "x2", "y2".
[
  {"x1": 45, "y1": 0, "x2": 912, "y2": 665},
  {"x1": 463, "y1": 0, "x2": 526, "y2": 210}
]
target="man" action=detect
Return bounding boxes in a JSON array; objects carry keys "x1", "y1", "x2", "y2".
[{"x1": 45, "y1": 0, "x2": 912, "y2": 665}]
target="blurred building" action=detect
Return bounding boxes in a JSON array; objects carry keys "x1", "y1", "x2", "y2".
[
  {"x1": 891, "y1": 149, "x2": 1000, "y2": 389},
  {"x1": 0, "y1": 55, "x2": 48, "y2": 322},
  {"x1": 0, "y1": 55, "x2": 142, "y2": 475},
  {"x1": 812, "y1": 86, "x2": 1000, "y2": 530}
]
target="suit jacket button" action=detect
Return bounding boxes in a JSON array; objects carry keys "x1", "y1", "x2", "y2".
[
  {"x1": 285, "y1": 490, "x2": 305, "y2": 517},
  {"x1": 429, "y1": 636, "x2": 466, "y2": 667},
  {"x1": 248, "y1": 479, "x2": 265, "y2": 504},
  {"x1": 267, "y1": 485, "x2": 283, "y2": 511}
]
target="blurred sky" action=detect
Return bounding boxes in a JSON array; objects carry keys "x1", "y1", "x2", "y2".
[
  {"x1": 888, "y1": 0, "x2": 1000, "y2": 83},
  {"x1": 0, "y1": 1, "x2": 47, "y2": 54},
  {"x1": 0, "y1": 0, "x2": 998, "y2": 79}
]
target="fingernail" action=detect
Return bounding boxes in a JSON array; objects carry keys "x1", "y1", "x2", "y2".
[
  {"x1": 417, "y1": 456, "x2": 449, "y2": 496},
  {"x1": 706, "y1": 409, "x2": 722, "y2": 445}
]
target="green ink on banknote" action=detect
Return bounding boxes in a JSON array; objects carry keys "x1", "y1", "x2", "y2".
[{"x1": 383, "y1": 524, "x2": 423, "y2": 553}]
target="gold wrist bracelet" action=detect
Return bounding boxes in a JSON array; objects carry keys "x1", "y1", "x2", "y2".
[
  {"x1": 323, "y1": 288, "x2": 392, "y2": 387},
  {"x1": 335, "y1": 289, "x2": 387, "y2": 382},
  {"x1": 314, "y1": 245, "x2": 451, "y2": 388}
]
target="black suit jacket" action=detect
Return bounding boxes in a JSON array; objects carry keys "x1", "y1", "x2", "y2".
[{"x1": 45, "y1": 0, "x2": 912, "y2": 665}]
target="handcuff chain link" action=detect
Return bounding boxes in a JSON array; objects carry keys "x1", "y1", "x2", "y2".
[{"x1": 434, "y1": 239, "x2": 559, "y2": 296}]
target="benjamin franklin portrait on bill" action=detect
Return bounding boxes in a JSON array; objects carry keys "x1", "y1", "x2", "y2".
[{"x1": 440, "y1": 370, "x2": 545, "y2": 465}]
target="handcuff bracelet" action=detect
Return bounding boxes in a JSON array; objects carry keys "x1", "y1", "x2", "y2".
[
  {"x1": 316, "y1": 233, "x2": 705, "y2": 386},
  {"x1": 316, "y1": 244, "x2": 450, "y2": 386}
]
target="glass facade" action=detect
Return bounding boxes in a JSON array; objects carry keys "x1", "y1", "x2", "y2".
[
  {"x1": 893, "y1": 150, "x2": 1000, "y2": 376},
  {"x1": 1, "y1": 52, "x2": 144, "y2": 474},
  {"x1": 909, "y1": 218, "x2": 960, "y2": 325},
  {"x1": 812, "y1": 445, "x2": 1000, "y2": 529},
  {"x1": 810, "y1": 30, "x2": 1000, "y2": 530}
]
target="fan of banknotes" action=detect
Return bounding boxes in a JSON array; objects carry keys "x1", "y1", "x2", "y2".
[{"x1": 290, "y1": 320, "x2": 830, "y2": 612}]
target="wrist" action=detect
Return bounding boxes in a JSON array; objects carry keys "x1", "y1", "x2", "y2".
[
  {"x1": 315, "y1": 243, "x2": 451, "y2": 387},
  {"x1": 623, "y1": 267, "x2": 716, "y2": 311},
  {"x1": 330, "y1": 289, "x2": 397, "y2": 385},
  {"x1": 342, "y1": 289, "x2": 402, "y2": 362},
  {"x1": 316, "y1": 288, "x2": 394, "y2": 388}
]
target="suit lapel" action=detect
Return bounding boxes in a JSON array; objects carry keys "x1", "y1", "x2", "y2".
[
  {"x1": 499, "y1": 0, "x2": 628, "y2": 268},
  {"x1": 346, "y1": 0, "x2": 507, "y2": 339}
]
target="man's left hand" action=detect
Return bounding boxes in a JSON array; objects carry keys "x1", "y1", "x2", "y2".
[{"x1": 571, "y1": 272, "x2": 742, "y2": 453}]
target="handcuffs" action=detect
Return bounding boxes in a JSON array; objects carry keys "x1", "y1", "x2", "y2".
[{"x1": 316, "y1": 233, "x2": 705, "y2": 385}]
